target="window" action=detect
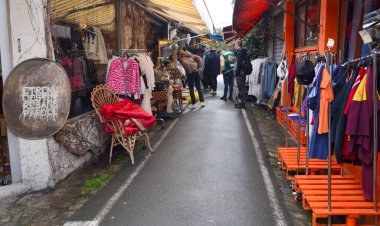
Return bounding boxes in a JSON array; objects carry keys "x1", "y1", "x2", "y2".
[
  {"x1": 52, "y1": 25, "x2": 116, "y2": 119},
  {"x1": 295, "y1": 0, "x2": 320, "y2": 48}
]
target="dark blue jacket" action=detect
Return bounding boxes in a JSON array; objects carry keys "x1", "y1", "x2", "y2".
[{"x1": 204, "y1": 51, "x2": 220, "y2": 77}]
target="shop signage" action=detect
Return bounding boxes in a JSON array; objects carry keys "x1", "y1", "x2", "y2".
[{"x1": 3, "y1": 58, "x2": 71, "y2": 139}]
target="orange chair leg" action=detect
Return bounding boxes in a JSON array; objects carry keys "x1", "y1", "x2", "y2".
[
  {"x1": 312, "y1": 213, "x2": 317, "y2": 226},
  {"x1": 345, "y1": 215, "x2": 358, "y2": 226}
]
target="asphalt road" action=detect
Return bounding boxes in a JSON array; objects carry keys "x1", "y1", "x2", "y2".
[{"x1": 68, "y1": 78, "x2": 291, "y2": 226}]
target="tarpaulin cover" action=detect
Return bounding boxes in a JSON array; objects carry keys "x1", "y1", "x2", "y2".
[
  {"x1": 208, "y1": 34, "x2": 224, "y2": 42},
  {"x1": 233, "y1": 0, "x2": 279, "y2": 38},
  {"x1": 100, "y1": 99, "x2": 156, "y2": 136}
]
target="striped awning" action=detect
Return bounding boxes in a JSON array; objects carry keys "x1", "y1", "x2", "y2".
[
  {"x1": 52, "y1": 0, "x2": 115, "y2": 32},
  {"x1": 233, "y1": 0, "x2": 279, "y2": 38},
  {"x1": 51, "y1": 0, "x2": 209, "y2": 34},
  {"x1": 140, "y1": 0, "x2": 209, "y2": 34}
]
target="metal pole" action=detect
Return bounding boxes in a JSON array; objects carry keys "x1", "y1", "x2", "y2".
[
  {"x1": 373, "y1": 52, "x2": 378, "y2": 225},
  {"x1": 285, "y1": 77, "x2": 289, "y2": 148},
  {"x1": 297, "y1": 84, "x2": 301, "y2": 175},
  {"x1": 305, "y1": 87, "x2": 309, "y2": 175},
  {"x1": 327, "y1": 50, "x2": 333, "y2": 226}
]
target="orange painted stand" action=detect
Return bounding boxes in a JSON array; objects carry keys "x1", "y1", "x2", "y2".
[
  {"x1": 276, "y1": 107, "x2": 307, "y2": 145},
  {"x1": 277, "y1": 147, "x2": 342, "y2": 180},
  {"x1": 292, "y1": 174, "x2": 380, "y2": 225}
]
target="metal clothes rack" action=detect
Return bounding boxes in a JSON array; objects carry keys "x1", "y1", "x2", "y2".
[
  {"x1": 325, "y1": 50, "x2": 380, "y2": 225},
  {"x1": 119, "y1": 49, "x2": 147, "y2": 57}
]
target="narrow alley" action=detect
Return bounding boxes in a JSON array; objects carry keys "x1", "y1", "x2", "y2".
[{"x1": 66, "y1": 80, "x2": 291, "y2": 226}]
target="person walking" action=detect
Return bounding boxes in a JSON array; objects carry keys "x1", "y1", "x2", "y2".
[
  {"x1": 220, "y1": 50, "x2": 236, "y2": 101},
  {"x1": 204, "y1": 49, "x2": 220, "y2": 96},
  {"x1": 202, "y1": 45, "x2": 211, "y2": 90},
  {"x1": 234, "y1": 40, "x2": 249, "y2": 109},
  {"x1": 179, "y1": 48, "x2": 206, "y2": 109}
]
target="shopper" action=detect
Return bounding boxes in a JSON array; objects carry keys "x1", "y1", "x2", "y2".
[
  {"x1": 234, "y1": 40, "x2": 249, "y2": 109},
  {"x1": 202, "y1": 45, "x2": 211, "y2": 90},
  {"x1": 178, "y1": 48, "x2": 206, "y2": 109},
  {"x1": 220, "y1": 50, "x2": 236, "y2": 101},
  {"x1": 204, "y1": 49, "x2": 220, "y2": 96}
]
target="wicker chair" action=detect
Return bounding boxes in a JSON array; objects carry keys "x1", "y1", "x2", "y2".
[{"x1": 91, "y1": 84, "x2": 153, "y2": 164}]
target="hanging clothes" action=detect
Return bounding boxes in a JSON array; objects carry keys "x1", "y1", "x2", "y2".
[
  {"x1": 82, "y1": 26, "x2": 108, "y2": 64},
  {"x1": 263, "y1": 61, "x2": 277, "y2": 99},
  {"x1": 247, "y1": 58, "x2": 276, "y2": 102},
  {"x1": 318, "y1": 69, "x2": 334, "y2": 134},
  {"x1": 134, "y1": 54, "x2": 156, "y2": 115},
  {"x1": 287, "y1": 59, "x2": 297, "y2": 97},
  {"x1": 58, "y1": 56, "x2": 86, "y2": 92},
  {"x1": 106, "y1": 57, "x2": 141, "y2": 98},
  {"x1": 345, "y1": 66, "x2": 380, "y2": 201},
  {"x1": 247, "y1": 58, "x2": 266, "y2": 100},
  {"x1": 330, "y1": 66, "x2": 358, "y2": 163},
  {"x1": 344, "y1": 67, "x2": 366, "y2": 115},
  {"x1": 309, "y1": 65, "x2": 330, "y2": 159}
]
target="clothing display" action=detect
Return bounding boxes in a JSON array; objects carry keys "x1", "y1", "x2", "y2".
[
  {"x1": 58, "y1": 56, "x2": 86, "y2": 92},
  {"x1": 247, "y1": 58, "x2": 276, "y2": 102},
  {"x1": 82, "y1": 26, "x2": 108, "y2": 64},
  {"x1": 106, "y1": 57, "x2": 141, "y2": 98}
]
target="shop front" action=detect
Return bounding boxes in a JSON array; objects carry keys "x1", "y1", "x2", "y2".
[
  {"x1": 233, "y1": 0, "x2": 380, "y2": 224},
  {"x1": 0, "y1": 0, "x2": 210, "y2": 198}
]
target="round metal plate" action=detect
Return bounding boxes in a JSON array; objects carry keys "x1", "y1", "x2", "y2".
[{"x1": 3, "y1": 58, "x2": 71, "y2": 139}]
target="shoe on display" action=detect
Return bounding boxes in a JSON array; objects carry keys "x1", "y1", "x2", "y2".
[
  {"x1": 234, "y1": 103, "x2": 245, "y2": 109},
  {"x1": 188, "y1": 104, "x2": 198, "y2": 109},
  {"x1": 201, "y1": 102, "x2": 207, "y2": 107},
  {"x1": 220, "y1": 97, "x2": 227, "y2": 101}
]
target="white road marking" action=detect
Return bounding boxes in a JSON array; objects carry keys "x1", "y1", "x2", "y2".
[
  {"x1": 242, "y1": 109, "x2": 288, "y2": 226},
  {"x1": 64, "y1": 118, "x2": 179, "y2": 226}
]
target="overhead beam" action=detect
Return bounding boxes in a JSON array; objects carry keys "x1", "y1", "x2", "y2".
[{"x1": 261, "y1": 0, "x2": 314, "y2": 29}]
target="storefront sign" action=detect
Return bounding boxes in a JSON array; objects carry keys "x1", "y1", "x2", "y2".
[{"x1": 3, "y1": 58, "x2": 71, "y2": 139}]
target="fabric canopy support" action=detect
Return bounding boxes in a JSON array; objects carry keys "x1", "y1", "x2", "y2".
[
  {"x1": 139, "y1": 0, "x2": 210, "y2": 34},
  {"x1": 233, "y1": 0, "x2": 280, "y2": 38}
]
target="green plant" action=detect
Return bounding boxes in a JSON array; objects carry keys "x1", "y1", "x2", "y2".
[
  {"x1": 81, "y1": 173, "x2": 111, "y2": 196},
  {"x1": 243, "y1": 17, "x2": 271, "y2": 60}
]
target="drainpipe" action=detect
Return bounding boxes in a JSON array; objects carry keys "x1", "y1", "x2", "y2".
[{"x1": 0, "y1": 0, "x2": 22, "y2": 183}]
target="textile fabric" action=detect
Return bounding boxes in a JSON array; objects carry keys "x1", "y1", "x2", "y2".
[{"x1": 100, "y1": 99, "x2": 156, "y2": 136}]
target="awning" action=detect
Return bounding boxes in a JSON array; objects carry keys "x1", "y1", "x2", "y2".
[
  {"x1": 51, "y1": 0, "x2": 210, "y2": 34},
  {"x1": 52, "y1": 0, "x2": 115, "y2": 32},
  {"x1": 139, "y1": 0, "x2": 210, "y2": 34},
  {"x1": 222, "y1": 25, "x2": 235, "y2": 40},
  {"x1": 233, "y1": 0, "x2": 280, "y2": 38}
]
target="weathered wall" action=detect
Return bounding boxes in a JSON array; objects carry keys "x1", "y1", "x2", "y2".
[
  {"x1": 0, "y1": 0, "x2": 106, "y2": 199},
  {"x1": 121, "y1": 0, "x2": 165, "y2": 50}
]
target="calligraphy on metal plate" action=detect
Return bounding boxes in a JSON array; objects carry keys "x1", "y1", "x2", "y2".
[{"x1": 3, "y1": 58, "x2": 71, "y2": 139}]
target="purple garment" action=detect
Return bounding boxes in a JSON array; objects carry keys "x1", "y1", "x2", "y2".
[{"x1": 345, "y1": 67, "x2": 380, "y2": 200}]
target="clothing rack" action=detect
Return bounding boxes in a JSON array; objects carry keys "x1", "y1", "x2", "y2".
[
  {"x1": 118, "y1": 49, "x2": 166, "y2": 130},
  {"x1": 325, "y1": 50, "x2": 380, "y2": 225},
  {"x1": 119, "y1": 49, "x2": 147, "y2": 57}
]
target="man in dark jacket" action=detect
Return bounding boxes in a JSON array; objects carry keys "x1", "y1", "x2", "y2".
[
  {"x1": 204, "y1": 49, "x2": 220, "y2": 96},
  {"x1": 234, "y1": 40, "x2": 248, "y2": 109}
]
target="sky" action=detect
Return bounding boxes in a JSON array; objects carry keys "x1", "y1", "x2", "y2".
[{"x1": 203, "y1": 0, "x2": 233, "y2": 29}]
